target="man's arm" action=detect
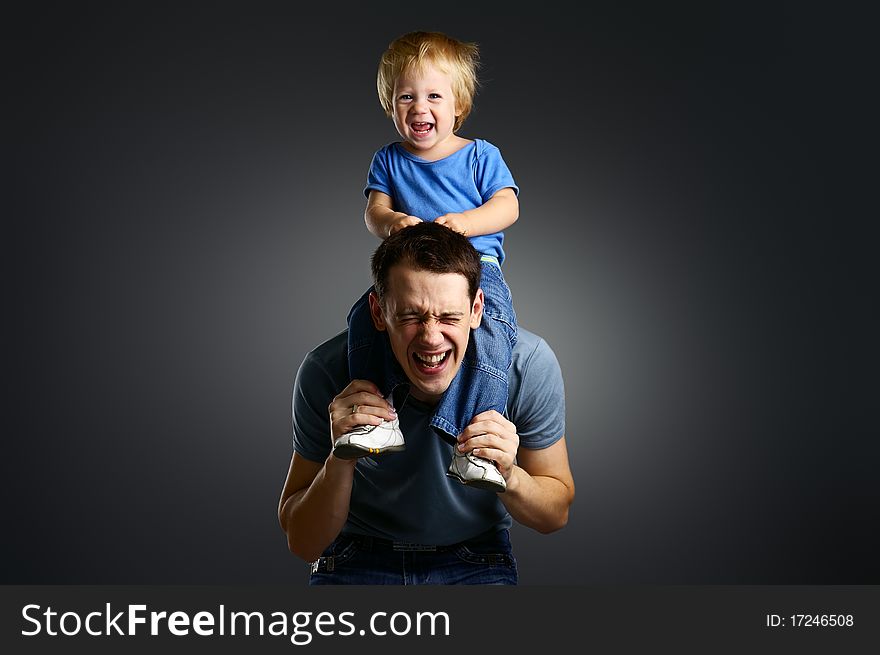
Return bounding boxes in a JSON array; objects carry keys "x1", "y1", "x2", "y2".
[
  {"x1": 278, "y1": 379, "x2": 397, "y2": 562},
  {"x1": 278, "y1": 452, "x2": 357, "y2": 562},
  {"x1": 457, "y1": 413, "x2": 574, "y2": 534},
  {"x1": 502, "y1": 438, "x2": 574, "y2": 533}
]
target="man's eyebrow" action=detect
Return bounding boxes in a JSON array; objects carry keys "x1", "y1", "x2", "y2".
[
  {"x1": 395, "y1": 310, "x2": 465, "y2": 319},
  {"x1": 395, "y1": 309, "x2": 421, "y2": 319}
]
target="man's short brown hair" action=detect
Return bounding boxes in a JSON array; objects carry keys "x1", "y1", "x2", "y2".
[{"x1": 371, "y1": 222, "x2": 482, "y2": 302}]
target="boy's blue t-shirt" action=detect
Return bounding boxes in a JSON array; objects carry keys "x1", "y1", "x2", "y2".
[{"x1": 364, "y1": 139, "x2": 518, "y2": 264}]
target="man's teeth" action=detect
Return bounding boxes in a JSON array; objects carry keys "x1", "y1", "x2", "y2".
[{"x1": 415, "y1": 352, "x2": 448, "y2": 366}]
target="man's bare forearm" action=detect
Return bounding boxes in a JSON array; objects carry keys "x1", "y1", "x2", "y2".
[
  {"x1": 500, "y1": 465, "x2": 574, "y2": 534},
  {"x1": 280, "y1": 455, "x2": 357, "y2": 562}
]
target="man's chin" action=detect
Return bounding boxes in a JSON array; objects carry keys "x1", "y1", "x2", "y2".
[{"x1": 407, "y1": 377, "x2": 452, "y2": 404}]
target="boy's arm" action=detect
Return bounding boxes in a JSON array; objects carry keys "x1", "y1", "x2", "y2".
[
  {"x1": 434, "y1": 187, "x2": 519, "y2": 237},
  {"x1": 365, "y1": 190, "x2": 423, "y2": 239}
]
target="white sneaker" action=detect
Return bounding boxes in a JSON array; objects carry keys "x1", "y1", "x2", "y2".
[
  {"x1": 332, "y1": 418, "x2": 405, "y2": 459},
  {"x1": 447, "y1": 451, "x2": 507, "y2": 493}
]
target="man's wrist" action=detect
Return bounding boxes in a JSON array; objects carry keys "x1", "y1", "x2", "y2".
[
  {"x1": 502, "y1": 464, "x2": 525, "y2": 494},
  {"x1": 326, "y1": 452, "x2": 358, "y2": 474}
]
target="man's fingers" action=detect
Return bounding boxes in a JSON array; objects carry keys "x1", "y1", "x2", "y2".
[
  {"x1": 333, "y1": 406, "x2": 392, "y2": 424},
  {"x1": 464, "y1": 412, "x2": 515, "y2": 435},
  {"x1": 470, "y1": 447, "x2": 508, "y2": 465},
  {"x1": 339, "y1": 390, "x2": 393, "y2": 410},
  {"x1": 331, "y1": 410, "x2": 396, "y2": 431},
  {"x1": 331, "y1": 390, "x2": 394, "y2": 415},
  {"x1": 470, "y1": 410, "x2": 507, "y2": 423},
  {"x1": 458, "y1": 431, "x2": 504, "y2": 450},
  {"x1": 459, "y1": 419, "x2": 514, "y2": 441},
  {"x1": 338, "y1": 411, "x2": 383, "y2": 430},
  {"x1": 332, "y1": 380, "x2": 381, "y2": 407}
]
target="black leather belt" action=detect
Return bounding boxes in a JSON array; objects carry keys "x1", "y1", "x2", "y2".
[
  {"x1": 341, "y1": 528, "x2": 505, "y2": 553},
  {"x1": 309, "y1": 529, "x2": 510, "y2": 573}
]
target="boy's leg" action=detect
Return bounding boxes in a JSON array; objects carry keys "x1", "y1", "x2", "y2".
[
  {"x1": 337, "y1": 288, "x2": 408, "y2": 459},
  {"x1": 434, "y1": 259, "x2": 517, "y2": 492}
]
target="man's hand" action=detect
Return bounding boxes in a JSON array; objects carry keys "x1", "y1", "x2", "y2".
[
  {"x1": 328, "y1": 380, "x2": 397, "y2": 444},
  {"x1": 388, "y1": 215, "x2": 423, "y2": 236},
  {"x1": 434, "y1": 212, "x2": 470, "y2": 236},
  {"x1": 456, "y1": 410, "x2": 520, "y2": 480}
]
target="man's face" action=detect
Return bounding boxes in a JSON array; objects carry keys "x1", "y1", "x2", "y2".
[{"x1": 369, "y1": 265, "x2": 483, "y2": 404}]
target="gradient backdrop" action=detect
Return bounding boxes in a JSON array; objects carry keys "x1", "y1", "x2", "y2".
[{"x1": 6, "y1": 2, "x2": 877, "y2": 584}]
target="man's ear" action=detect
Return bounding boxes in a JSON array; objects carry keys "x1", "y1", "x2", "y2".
[
  {"x1": 469, "y1": 288, "x2": 484, "y2": 329},
  {"x1": 368, "y1": 291, "x2": 387, "y2": 331}
]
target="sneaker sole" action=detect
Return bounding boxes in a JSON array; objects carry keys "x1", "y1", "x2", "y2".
[
  {"x1": 333, "y1": 443, "x2": 406, "y2": 460},
  {"x1": 446, "y1": 470, "x2": 507, "y2": 493}
]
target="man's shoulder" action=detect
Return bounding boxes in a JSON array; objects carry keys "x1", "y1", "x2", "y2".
[
  {"x1": 299, "y1": 330, "x2": 349, "y2": 384},
  {"x1": 507, "y1": 325, "x2": 565, "y2": 447},
  {"x1": 508, "y1": 325, "x2": 561, "y2": 394},
  {"x1": 511, "y1": 326, "x2": 556, "y2": 368}
]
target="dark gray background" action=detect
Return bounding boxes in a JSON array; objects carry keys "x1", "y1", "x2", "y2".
[{"x1": 5, "y1": 2, "x2": 876, "y2": 584}]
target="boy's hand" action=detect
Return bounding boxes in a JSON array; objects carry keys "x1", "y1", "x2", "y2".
[
  {"x1": 388, "y1": 215, "x2": 423, "y2": 236},
  {"x1": 434, "y1": 213, "x2": 470, "y2": 236}
]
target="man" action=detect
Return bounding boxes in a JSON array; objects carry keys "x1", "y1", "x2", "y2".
[{"x1": 278, "y1": 222, "x2": 574, "y2": 584}]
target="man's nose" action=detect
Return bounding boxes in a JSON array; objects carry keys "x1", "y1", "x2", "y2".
[{"x1": 418, "y1": 321, "x2": 444, "y2": 346}]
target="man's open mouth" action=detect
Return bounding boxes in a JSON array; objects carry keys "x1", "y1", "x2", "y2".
[{"x1": 413, "y1": 350, "x2": 449, "y2": 368}]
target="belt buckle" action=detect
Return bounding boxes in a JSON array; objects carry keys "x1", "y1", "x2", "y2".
[
  {"x1": 309, "y1": 556, "x2": 334, "y2": 573},
  {"x1": 392, "y1": 542, "x2": 437, "y2": 552}
]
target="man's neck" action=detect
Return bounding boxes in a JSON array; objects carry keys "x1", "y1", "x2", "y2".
[{"x1": 406, "y1": 389, "x2": 441, "y2": 408}]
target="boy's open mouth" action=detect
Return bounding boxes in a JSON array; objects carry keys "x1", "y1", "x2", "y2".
[{"x1": 411, "y1": 122, "x2": 434, "y2": 135}]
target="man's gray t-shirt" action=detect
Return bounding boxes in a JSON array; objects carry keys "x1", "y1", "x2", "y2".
[{"x1": 292, "y1": 327, "x2": 565, "y2": 545}]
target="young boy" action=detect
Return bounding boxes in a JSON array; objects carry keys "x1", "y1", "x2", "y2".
[{"x1": 333, "y1": 31, "x2": 519, "y2": 493}]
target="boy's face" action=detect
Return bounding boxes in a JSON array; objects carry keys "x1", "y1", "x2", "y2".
[{"x1": 392, "y1": 63, "x2": 459, "y2": 160}]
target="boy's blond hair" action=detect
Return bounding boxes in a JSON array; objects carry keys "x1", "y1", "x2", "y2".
[{"x1": 377, "y1": 31, "x2": 479, "y2": 133}]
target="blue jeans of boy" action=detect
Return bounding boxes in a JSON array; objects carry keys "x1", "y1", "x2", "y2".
[
  {"x1": 308, "y1": 529, "x2": 517, "y2": 585},
  {"x1": 347, "y1": 258, "x2": 517, "y2": 441}
]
